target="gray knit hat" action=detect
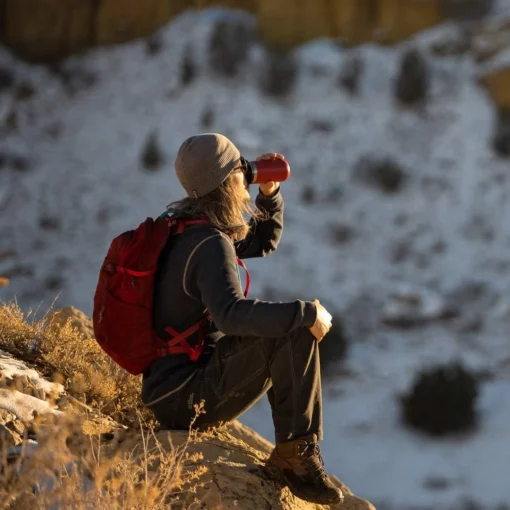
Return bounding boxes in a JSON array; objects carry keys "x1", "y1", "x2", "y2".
[{"x1": 175, "y1": 133, "x2": 241, "y2": 198}]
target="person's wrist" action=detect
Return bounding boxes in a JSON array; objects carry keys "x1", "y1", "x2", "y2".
[
  {"x1": 259, "y1": 184, "x2": 280, "y2": 198},
  {"x1": 306, "y1": 301, "x2": 318, "y2": 329}
]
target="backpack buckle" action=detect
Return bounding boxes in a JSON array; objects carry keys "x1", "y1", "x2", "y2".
[{"x1": 189, "y1": 347, "x2": 201, "y2": 362}]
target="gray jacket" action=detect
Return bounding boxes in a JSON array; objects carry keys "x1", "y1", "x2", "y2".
[{"x1": 141, "y1": 189, "x2": 317, "y2": 405}]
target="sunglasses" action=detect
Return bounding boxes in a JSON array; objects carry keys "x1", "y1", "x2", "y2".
[
  {"x1": 232, "y1": 157, "x2": 252, "y2": 187},
  {"x1": 232, "y1": 157, "x2": 249, "y2": 174}
]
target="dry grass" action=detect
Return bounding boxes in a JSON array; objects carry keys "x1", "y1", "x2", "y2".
[
  {"x1": 0, "y1": 301, "x2": 211, "y2": 508},
  {"x1": 0, "y1": 412, "x2": 205, "y2": 509},
  {"x1": 0, "y1": 302, "x2": 146, "y2": 425}
]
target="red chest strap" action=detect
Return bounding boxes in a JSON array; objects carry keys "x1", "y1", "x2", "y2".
[{"x1": 158, "y1": 218, "x2": 250, "y2": 361}]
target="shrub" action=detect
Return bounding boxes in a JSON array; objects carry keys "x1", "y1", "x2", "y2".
[
  {"x1": 0, "y1": 413, "x2": 190, "y2": 509},
  {"x1": 0, "y1": 66, "x2": 14, "y2": 90},
  {"x1": 430, "y1": 29, "x2": 471, "y2": 57},
  {"x1": 395, "y1": 48, "x2": 428, "y2": 105},
  {"x1": 208, "y1": 17, "x2": 255, "y2": 77},
  {"x1": 39, "y1": 216, "x2": 61, "y2": 232},
  {"x1": 201, "y1": 106, "x2": 214, "y2": 129},
  {"x1": 400, "y1": 363, "x2": 479, "y2": 436},
  {"x1": 141, "y1": 132, "x2": 164, "y2": 171},
  {"x1": 51, "y1": 62, "x2": 97, "y2": 96},
  {"x1": 146, "y1": 33, "x2": 164, "y2": 56},
  {"x1": 308, "y1": 119, "x2": 334, "y2": 133},
  {"x1": 0, "y1": 302, "x2": 145, "y2": 425},
  {"x1": 5, "y1": 110, "x2": 18, "y2": 132},
  {"x1": 353, "y1": 156, "x2": 407, "y2": 194},
  {"x1": 339, "y1": 55, "x2": 363, "y2": 96},
  {"x1": 14, "y1": 82, "x2": 37, "y2": 101},
  {"x1": 300, "y1": 185, "x2": 316, "y2": 204},
  {"x1": 329, "y1": 223, "x2": 356, "y2": 245},
  {"x1": 259, "y1": 50, "x2": 298, "y2": 98},
  {"x1": 11, "y1": 154, "x2": 31, "y2": 172},
  {"x1": 0, "y1": 151, "x2": 31, "y2": 172},
  {"x1": 0, "y1": 303, "x2": 213, "y2": 508},
  {"x1": 493, "y1": 109, "x2": 510, "y2": 158},
  {"x1": 181, "y1": 45, "x2": 196, "y2": 87},
  {"x1": 441, "y1": 0, "x2": 494, "y2": 20}
]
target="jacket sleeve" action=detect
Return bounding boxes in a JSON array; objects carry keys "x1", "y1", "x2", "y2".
[
  {"x1": 184, "y1": 233, "x2": 316, "y2": 338},
  {"x1": 234, "y1": 187, "x2": 284, "y2": 259}
]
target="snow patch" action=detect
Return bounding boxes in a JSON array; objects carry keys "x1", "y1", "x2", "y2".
[
  {"x1": 0, "y1": 351, "x2": 64, "y2": 396},
  {"x1": 0, "y1": 389, "x2": 61, "y2": 422}
]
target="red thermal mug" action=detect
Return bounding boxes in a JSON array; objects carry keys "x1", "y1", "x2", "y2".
[{"x1": 242, "y1": 157, "x2": 291, "y2": 184}]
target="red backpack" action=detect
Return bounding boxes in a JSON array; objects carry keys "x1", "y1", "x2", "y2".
[{"x1": 92, "y1": 215, "x2": 250, "y2": 375}]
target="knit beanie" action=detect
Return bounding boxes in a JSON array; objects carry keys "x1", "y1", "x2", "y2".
[{"x1": 175, "y1": 133, "x2": 241, "y2": 198}]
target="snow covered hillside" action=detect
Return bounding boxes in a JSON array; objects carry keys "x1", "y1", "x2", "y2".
[{"x1": 1, "y1": 7, "x2": 510, "y2": 509}]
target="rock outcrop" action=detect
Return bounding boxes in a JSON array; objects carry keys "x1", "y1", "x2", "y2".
[
  {"x1": 0, "y1": 0, "x2": 255, "y2": 62},
  {"x1": 118, "y1": 421, "x2": 375, "y2": 509}
]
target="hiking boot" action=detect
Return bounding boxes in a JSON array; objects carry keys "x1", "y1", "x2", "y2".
[{"x1": 265, "y1": 434, "x2": 344, "y2": 505}]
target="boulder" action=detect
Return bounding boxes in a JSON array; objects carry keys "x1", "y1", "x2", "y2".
[{"x1": 118, "y1": 420, "x2": 375, "y2": 510}]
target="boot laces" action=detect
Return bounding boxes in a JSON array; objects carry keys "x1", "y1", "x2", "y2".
[{"x1": 300, "y1": 442, "x2": 327, "y2": 479}]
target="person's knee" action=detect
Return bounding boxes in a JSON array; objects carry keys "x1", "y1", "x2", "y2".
[
  {"x1": 270, "y1": 327, "x2": 316, "y2": 353},
  {"x1": 302, "y1": 325, "x2": 317, "y2": 338},
  {"x1": 291, "y1": 327, "x2": 317, "y2": 344}
]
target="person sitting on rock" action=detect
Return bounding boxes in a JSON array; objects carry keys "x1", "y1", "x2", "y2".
[{"x1": 142, "y1": 133, "x2": 343, "y2": 506}]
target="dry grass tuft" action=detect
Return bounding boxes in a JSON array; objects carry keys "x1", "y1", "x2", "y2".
[
  {"x1": 0, "y1": 302, "x2": 147, "y2": 425},
  {"x1": 0, "y1": 413, "x2": 195, "y2": 509},
  {"x1": 0, "y1": 303, "x2": 215, "y2": 508},
  {"x1": 0, "y1": 299, "x2": 371, "y2": 508}
]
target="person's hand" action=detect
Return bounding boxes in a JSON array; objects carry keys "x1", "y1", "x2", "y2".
[
  {"x1": 309, "y1": 299, "x2": 333, "y2": 342},
  {"x1": 256, "y1": 152, "x2": 285, "y2": 196}
]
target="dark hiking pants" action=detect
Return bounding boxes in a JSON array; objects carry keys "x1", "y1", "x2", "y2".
[{"x1": 147, "y1": 327, "x2": 323, "y2": 443}]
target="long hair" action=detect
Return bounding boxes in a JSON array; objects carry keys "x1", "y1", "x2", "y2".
[{"x1": 168, "y1": 172, "x2": 266, "y2": 242}]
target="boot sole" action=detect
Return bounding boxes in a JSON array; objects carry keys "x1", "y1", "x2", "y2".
[{"x1": 263, "y1": 463, "x2": 344, "y2": 506}]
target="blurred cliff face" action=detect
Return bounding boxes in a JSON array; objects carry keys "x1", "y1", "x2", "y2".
[{"x1": 0, "y1": 0, "x2": 496, "y2": 62}]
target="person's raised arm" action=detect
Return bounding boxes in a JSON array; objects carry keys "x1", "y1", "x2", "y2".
[{"x1": 235, "y1": 153, "x2": 285, "y2": 259}]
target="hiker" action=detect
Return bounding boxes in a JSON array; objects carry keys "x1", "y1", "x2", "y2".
[{"x1": 140, "y1": 133, "x2": 342, "y2": 505}]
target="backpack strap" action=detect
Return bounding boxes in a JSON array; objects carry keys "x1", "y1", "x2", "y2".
[
  {"x1": 237, "y1": 258, "x2": 250, "y2": 297},
  {"x1": 167, "y1": 217, "x2": 209, "y2": 234},
  {"x1": 158, "y1": 220, "x2": 251, "y2": 361},
  {"x1": 160, "y1": 315, "x2": 210, "y2": 362}
]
